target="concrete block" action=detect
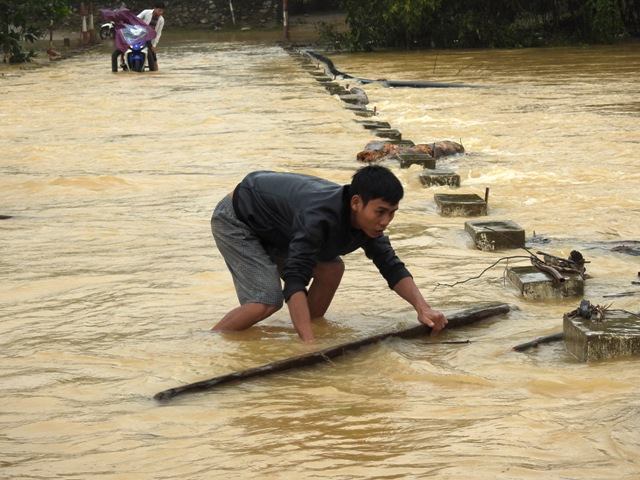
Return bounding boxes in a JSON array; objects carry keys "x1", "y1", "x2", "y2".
[
  {"x1": 465, "y1": 220, "x2": 525, "y2": 251},
  {"x1": 564, "y1": 309, "x2": 640, "y2": 361},
  {"x1": 326, "y1": 85, "x2": 349, "y2": 96},
  {"x1": 435, "y1": 193, "x2": 487, "y2": 216},
  {"x1": 353, "y1": 110, "x2": 376, "y2": 118},
  {"x1": 387, "y1": 139, "x2": 415, "y2": 147},
  {"x1": 339, "y1": 94, "x2": 368, "y2": 105},
  {"x1": 374, "y1": 129, "x2": 402, "y2": 141},
  {"x1": 506, "y1": 265, "x2": 584, "y2": 299},
  {"x1": 356, "y1": 120, "x2": 391, "y2": 130},
  {"x1": 399, "y1": 153, "x2": 436, "y2": 169},
  {"x1": 419, "y1": 170, "x2": 461, "y2": 187}
]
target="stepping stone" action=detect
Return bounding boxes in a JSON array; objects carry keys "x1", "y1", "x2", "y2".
[
  {"x1": 309, "y1": 70, "x2": 328, "y2": 77},
  {"x1": 353, "y1": 110, "x2": 376, "y2": 118},
  {"x1": 0, "y1": 215, "x2": 13, "y2": 220},
  {"x1": 506, "y1": 265, "x2": 584, "y2": 299},
  {"x1": 435, "y1": 193, "x2": 486, "y2": 216},
  {"x1": 465, "y1": 220, "x2": 525, "y2": 251},
  {"x1": 339, "y1": 94, "x2": 368, "y2": 105},
  {"x1": 314, "y1": 75, "x2": 332, "y2": 83},
  {"x1": 356, "y1": 120, "x2": 391, "y2": 130},
  {"x1": 343, "y1": 103, "x2": 367, "y2": 111},
  {"x1": 399, "y1": 153, "x2": 435, "y2": 169},
  {"x1": 386, "y1": 139, "x2": 415, "y2": 147},
  {"x1": 419, "y1": 169, "x2": 461, "y2": 187},
  {"x1": 325, "y1": 83, "x2": 348, "y2": 95},
  {"x1": 374, "y1": 129, "x2": 401, "y2": 141},
  {"x1": 564, "y1": 308, "x2": 640, "y2": 361}
]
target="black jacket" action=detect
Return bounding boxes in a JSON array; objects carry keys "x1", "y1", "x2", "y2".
[{"x1": 232, "y1": 171, "x2": 411, "y2": 301}]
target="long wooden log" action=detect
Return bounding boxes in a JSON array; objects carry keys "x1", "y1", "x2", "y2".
[{"x1": 154, "y1": 302, "x2": 510, "y2": 402}]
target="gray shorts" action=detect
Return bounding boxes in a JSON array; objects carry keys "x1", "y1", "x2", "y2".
[{"x1": 211, "y1": 194, "x2": 284, "y2": 308}]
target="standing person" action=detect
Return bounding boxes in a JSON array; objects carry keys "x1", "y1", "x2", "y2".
[
  {"x1": 210, "y1": 166, "x2": 447, "y2": 342},
  {"x1": 137, "y1": 2, "x2": 165, "y2": 71}
]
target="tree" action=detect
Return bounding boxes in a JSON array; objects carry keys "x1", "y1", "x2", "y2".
[
  {"x1": 0, "y1": 0, "x2": 71, "y2": 63},
  {"x1": 338, "y1": 0, "x2": 637, "y2": 50}
]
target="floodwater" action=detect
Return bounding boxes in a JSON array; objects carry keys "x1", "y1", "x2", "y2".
[{"x1": 1, "y1": 36, "x2": 639, "y2": 479}]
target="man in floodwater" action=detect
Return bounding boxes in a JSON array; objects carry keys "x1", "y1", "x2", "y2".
[
  {"x1": 210, "y1": 166, "x2": 447, "y2": 342},
  {"x1": 137, "y1": 1, "x2": 165, "y2": 71}
]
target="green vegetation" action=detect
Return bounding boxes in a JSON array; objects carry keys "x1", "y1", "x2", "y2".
[
  {"x1": 0, "y1": 0, "x2": 71, "y2": 63},
  {"x1": 322, "y1": 0, "x2": 640, "y2": 50}
]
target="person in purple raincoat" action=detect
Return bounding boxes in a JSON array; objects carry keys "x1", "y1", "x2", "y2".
[{"x1": 100, "y1": 8, "x2": 156, "y2": 72}]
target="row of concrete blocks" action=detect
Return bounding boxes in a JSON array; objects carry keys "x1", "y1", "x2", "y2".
[
  {"x1": 296, "y1": 52, "x2": 464, "y2": 188},
  {"x1": 290, "y1": 50, "x2": 640, "y2": 363}
]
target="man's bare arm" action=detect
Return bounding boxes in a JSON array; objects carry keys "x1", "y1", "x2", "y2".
[
  {"x1": 392, "y1": 276, "x2": 447, "y2": 335},
  {"x1": 287, "y1": 291, "x2": 315, "y2": 342}
]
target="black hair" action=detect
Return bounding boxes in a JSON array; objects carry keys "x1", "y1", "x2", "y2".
[
  {"x1": 154, "y1": 1, "x2": 166, "y2": 9},
  {"x1": 350, "y1": 165, "x2": 403, "y2": 206}
]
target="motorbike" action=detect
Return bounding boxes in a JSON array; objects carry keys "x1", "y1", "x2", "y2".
[{"x1": 100, "y1": 8, "x2": 157, "y2": 73}]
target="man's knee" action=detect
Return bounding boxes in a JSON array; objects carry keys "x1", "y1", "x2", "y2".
[{"x1": 254, "y1": 302, "x2": 282, "y2": 320}]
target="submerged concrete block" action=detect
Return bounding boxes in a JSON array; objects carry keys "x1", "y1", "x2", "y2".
[
  {"x1": 465, "y1": 220, "x2": 525, "y2": 251},
  {"x1": 339, "y1": 94, "x2": 368, "y2": 105},
  {"x1": 343, "y1": 103, "x2": 367, "y2": 111},
  {"x1": 374, "y1": 129, "x2": 402, "y2": 141},
  {"x1": 399, "y1": 153, "x2": 436, "y2": 169},
  {"x1": 419, "y1": 170, "x2": 461, "y2": 187},
  {"x1": 435, "y1": 193, "x2": 487, "y2": 217},
  {"x1": 387, "y1": 139, "x2": 415, "y2": 147},
  {"x1": 356, "y1": 120, "x2": 391, "y2": 130},
  {"x1": 325, "y1": 83, "x2": 348, "y2": 95},
  {"x1": 564, "y1": 309, "x2": 640, "y2": 361},
  {"x1": 353, "y1": 110, "x2": 376, "y2": 118},
  {"x1": 506, "y1": 265, "x2": 584, "y2": 299}
]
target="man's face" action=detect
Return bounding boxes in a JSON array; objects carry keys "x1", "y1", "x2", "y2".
[
  {"x1": 154, "y1": 8, "x2": 164, "y2": 16},
  {"x1": 350, "y1": 195, "x2": 399, "y2": 238}
]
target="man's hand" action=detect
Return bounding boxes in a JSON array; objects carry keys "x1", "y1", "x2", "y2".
[
  {"x1": 417, "y1": 306, "x2": 447, "y2": 336},
  {"x1": 392, "y1": 277, "x2": 447, "y2": 336}
]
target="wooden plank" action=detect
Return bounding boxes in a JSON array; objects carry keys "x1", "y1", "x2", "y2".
[{"x1": 154, "y1": 302, "x2": 510, "y2": 402}]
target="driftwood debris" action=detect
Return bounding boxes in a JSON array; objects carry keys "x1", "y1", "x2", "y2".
[
  {"x1": 513, "y1": 332, "x2": 564, "y2": 352},
  {"x1": 154, "y1": 302, "x2": 510, "y2": 402}
]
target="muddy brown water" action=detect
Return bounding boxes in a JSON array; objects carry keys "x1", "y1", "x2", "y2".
[{"x1": 1, "y1": 37, "x2": 639, "y2": 478}]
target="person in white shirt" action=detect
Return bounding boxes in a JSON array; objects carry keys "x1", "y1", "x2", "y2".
[{"x1": 137, "y1": 2, "x2": 165, "y2": 71}]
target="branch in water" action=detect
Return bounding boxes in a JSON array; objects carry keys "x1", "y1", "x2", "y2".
[{"x1": 435, "y1": 255, "x2": 531, "y2": 289}]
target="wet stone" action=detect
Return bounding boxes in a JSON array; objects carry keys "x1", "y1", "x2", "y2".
[
  {"x1": 374, "y1": 129, "x2": 402, "y2": 141},
  {"x1": 339, "y1": 94, "x2": 368, "y2": 105},
  {"x1": 0, "y1": 215, "x2": 13, "y2": 220},
  {"x1": 356, "y1": 120, "x2": 391, "y2": 130},
  {"x1": 419, "y1": 169, "x2": 461, "y2": 187},
  {"x1": 387, "y1": 139, "x2": 415, "y2": 147},
  {"x1": 435, "y1": 193, "x2": 486, "y2": 216},
  {"x1": 564, "y1": 309, "x2": 640, "y2": 361},
  {"x1": 343, "y1": 103, "x2": 367, "y2": 111},
  {"x1": 399, "y1": 153, "x2": 436, "y2": 169},
  {"x1": 465, "y1": 220, "x2": 525, "y2": 251},
  {"x1": 314, "y1": 75, "x2": 332, "y2": 83},
  {"x1": 506, "y1": 265, "x2": 584, "y2": 299},
  {"x1": 353, "y1": 110, "x2": 376, "y2": 118},
  {"x1": 325, "y1": 84, "x2": 348, "y2": 95}
]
